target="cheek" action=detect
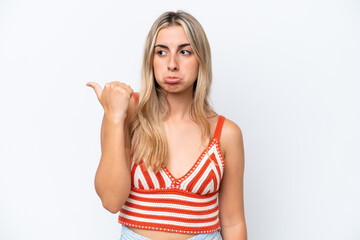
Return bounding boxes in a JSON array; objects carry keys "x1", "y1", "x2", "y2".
[
  {"x1": 153, "y1": 58, "x2": 162, "y2": 78},
  {"x1": 185, "y1": 59, "x2": 199, "y2": 78}
]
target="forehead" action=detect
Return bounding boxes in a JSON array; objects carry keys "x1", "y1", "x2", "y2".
[{"x1": 155, "y1": 25, "x2": 190, "y2": 45}]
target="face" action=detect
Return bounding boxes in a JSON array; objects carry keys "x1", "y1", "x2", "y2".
[{"x1": 153, "y1": 25, "x2": 199, "y2": 94}]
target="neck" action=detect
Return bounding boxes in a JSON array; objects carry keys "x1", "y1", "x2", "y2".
[{"x1": 164, "y1": 90, "x2": 194, "y2": 121}]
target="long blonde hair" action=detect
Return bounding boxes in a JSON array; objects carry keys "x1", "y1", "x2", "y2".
[{"x1": 131, "y1": 10, "x2": 214, "y2": 173}]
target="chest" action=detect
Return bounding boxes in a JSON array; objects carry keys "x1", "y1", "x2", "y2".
[
  {"x1": 163, "y1": 120, "x2": 211, "y2": 178},
  {"x1": 131, "y1": 138, "x2": 225, "y2": 195}
]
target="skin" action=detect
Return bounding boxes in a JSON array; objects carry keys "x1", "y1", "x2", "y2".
[
  {"x1": 153, "y1": 25, "x2": 199, "y2": 97},
  {"x1": 87, "y1": 25, "x2": 247, "y2": 240}
]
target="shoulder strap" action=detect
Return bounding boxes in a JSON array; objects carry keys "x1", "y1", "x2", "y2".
[
  {"x1": 214, "y1": 115, "x2": 225, "y2": 140},
  {"x1": 132, "y1": 92, "x2": 138, "y2": 102}
]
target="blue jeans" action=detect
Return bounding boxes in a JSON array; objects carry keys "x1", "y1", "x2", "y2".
[{"x1": 120, "y1": 225, "x2": 222, "y2": 240}]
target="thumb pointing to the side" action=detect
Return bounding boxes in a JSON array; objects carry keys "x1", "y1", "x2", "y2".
[{"x1": 86, "y1": 81, "x2": 102, "y2": 101}]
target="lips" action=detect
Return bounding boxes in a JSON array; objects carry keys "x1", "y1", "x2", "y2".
[{"x1": 164, "y1": 76, "x2": 181, "y2": 84}]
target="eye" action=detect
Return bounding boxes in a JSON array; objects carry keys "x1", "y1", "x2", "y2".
[
  {"x1": 156, "y1": 50, "x2": 166, "y2": 56},
  {"x1": 180, "y1": 49, "x2": 191, "y2": 55}
]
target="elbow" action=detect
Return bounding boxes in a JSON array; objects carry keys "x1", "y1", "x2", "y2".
[
  {"x1": 103, "y1": 204, "x2": 121, "y2": 214},
  {"x1": 101, "y1": 198, "x2": 125, "y2": 214},
  {"x1": 99, "y1": 187, "x2": 131, "y2": 214},
  {"x1": 94, "y1": 178, "x2": 132, "y2": 214}
]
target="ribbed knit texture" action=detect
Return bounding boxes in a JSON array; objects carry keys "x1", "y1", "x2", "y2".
[{"x1": 119, "y1": 115, "x2": 226, "y2": 234}]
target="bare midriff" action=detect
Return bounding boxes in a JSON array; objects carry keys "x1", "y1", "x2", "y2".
[{"x1": 128, "y1": 226, "x2": 197, "y2": 240}]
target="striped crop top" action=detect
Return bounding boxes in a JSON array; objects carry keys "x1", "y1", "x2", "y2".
[{"x1": 118, "y1": 115, "x2": 226, "y2": 234}]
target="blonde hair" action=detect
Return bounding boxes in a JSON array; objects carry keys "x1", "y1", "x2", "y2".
[{"x1": 131, "y1": 10, "x2": 214, "y2": 173}]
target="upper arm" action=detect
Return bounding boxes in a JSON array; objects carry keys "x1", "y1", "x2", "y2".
[{"x1": 218, "y1": 119, "x2": 246, "y2": 227}]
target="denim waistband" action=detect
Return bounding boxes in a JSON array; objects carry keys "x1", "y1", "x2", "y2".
[{"x1": 120, "y1": 225, "x2": 222, "y2": 240}]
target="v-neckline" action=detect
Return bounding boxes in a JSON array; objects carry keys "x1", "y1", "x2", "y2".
[{"x1": 162, "y1": 134, "x2": 218, "y2": 183}]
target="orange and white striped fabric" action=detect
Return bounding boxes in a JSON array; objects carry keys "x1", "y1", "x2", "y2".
[{"x1": 119, "y1": 115, "x2": 226, "y2": 234}]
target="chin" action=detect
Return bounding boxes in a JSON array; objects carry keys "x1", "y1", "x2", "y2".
[{"x1": 165, "y1": 87, "x2": 194, "y2": 95}]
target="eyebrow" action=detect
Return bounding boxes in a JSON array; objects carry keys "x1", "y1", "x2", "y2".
[{"x1": 154, "y1": 43, "x2": 191, "y2": 50}]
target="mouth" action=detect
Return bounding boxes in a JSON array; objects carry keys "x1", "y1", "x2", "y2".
[{"x1": 164, "y1": 76, "x2": 181, "y2": 84}]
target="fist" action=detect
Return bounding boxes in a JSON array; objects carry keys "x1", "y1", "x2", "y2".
[{"x1": 86, "y1": 81, "x2": 133, "y2": 120}]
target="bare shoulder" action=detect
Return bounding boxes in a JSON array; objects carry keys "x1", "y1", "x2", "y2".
[
  {"x1": 222, "y1": 118, "x2": 243, "y2": 139},
  {"x1": 220, "y1": 117, "x2": 244, "y2": 158}
]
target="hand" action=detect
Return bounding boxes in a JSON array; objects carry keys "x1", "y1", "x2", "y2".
[{"x1": 86, "y1": 81, "x2": 133, "y2": 120}]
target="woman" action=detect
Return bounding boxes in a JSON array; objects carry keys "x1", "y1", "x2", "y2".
[{"x1": 87, "y1": 10, "x2": 247, "y2": 240}]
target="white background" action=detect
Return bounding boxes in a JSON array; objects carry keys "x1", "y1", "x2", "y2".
[{"x1": 0, "y1": 0, "x2": 359, "y2": 239}]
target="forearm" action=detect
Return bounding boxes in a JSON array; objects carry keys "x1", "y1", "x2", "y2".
[
  {"x1": 220, "y1": 222, "x2": 247, "y2": 240},
  {"x1": 95, "y1": 114, "x2": 131, "y2": 213}
]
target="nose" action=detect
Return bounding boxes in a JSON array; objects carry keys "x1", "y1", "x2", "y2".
[{"x1": 167, "y1": 54, "x2": 178, "y2": 71}]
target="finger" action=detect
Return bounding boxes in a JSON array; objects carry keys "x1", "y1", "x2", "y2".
[
  {"x1": 119, "y1": 83, "x2": 133, "y2": 98},
  {"x1": 86, "y1": 81, "x2": 102, "y2": 100},
  {"x1": 126, "y1": 86, "x2": 134, "y2": 98}
]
